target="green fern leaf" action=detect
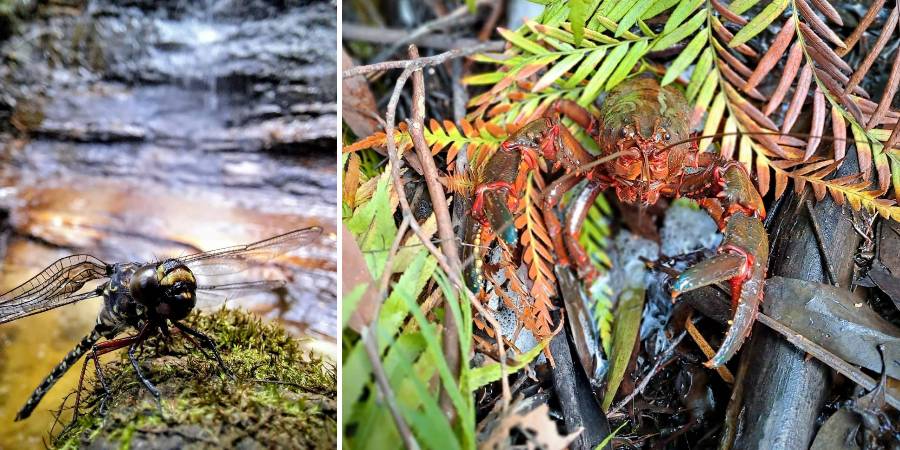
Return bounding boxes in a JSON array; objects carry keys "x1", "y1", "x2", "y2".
[
  {"x1": 569, "y1": 0, "x2": 592, "y2": 45},
  {"x1": 730, "y1": 0, "x2": 790, "y2": 47}
]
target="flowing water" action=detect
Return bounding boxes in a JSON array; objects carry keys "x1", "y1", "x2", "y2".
[{"x1": 0, "y1": 0, "x2": 336, "y2": 445}]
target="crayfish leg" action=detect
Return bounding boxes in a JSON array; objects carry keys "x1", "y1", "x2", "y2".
[
  {"x1": 550, "y1": 99, "x2": 598, "y2": 136},
  {"x1": 563, "y1": 179, "x2": 606, "y2": 282},
  {"x1": 542, "y1": 176, "x2": 582, "y2": 266}
]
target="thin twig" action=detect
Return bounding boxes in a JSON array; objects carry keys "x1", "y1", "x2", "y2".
[
  {"x1": 379, "y1": 45, "x2": 511, "y2": 418},
  {"x1": 379, "y1": 216, "x2": 412, "y2": 295},
  {"x1": 477, "y1": 0, "x2": 504, "y2": 42},
  {"x1": 363, "y1": 211, "x2": 418, "y2": 448},
  {"x1": 804, "y1": 200, "x2": 838, "y2": 286},
  {"x1": 409, "y1": 44, "x2": 463, "y2": 421},
  {"x1": 371, "y1": 3, "x2": 478, "y2": 63},
  {"x1": 684, "y1": 313, "x2": 735, "y2": 383},
  {"x1": 342, "y1": 41, "x2": 505, "y2": 78},
  {"x1": 755, "y1": 312, "x2": 899, "y2": 409},
  {"x1": 363, "y1": 325, "x2": 420, "y2": 449},
  {"x1": 343, "y1": 23, "x2": 502, "y2": 51}
]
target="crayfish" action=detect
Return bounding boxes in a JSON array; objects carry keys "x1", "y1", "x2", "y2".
[{"x1": 468, "y1": 77, "x2": 767, "y2": 368}]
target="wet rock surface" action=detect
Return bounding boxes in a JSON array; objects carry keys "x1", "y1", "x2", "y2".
[
  {"x1": 0, "y1": 0, "x2": 337, "y2": 331},
  {"x1": 0, "y1": 0, "x2": 336, "y2": 446}
]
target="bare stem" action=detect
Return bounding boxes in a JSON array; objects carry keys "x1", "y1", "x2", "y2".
[
  {"x1": 377, "y1": 45, "x2": 511, "y2": 422},
  {"x1": 342, "y1": 41, "x2": 504, "y2": 79},
  {"x1": 755, "y1": 312, "x2": 900, "y2": 410},
  {"x1": 407, "y1": 45, "x2": 465, "y2": 421}
]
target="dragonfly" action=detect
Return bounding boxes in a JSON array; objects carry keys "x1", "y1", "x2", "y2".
[{"x1": 0, "y1": 227, "x2": 321, "y2": 421}]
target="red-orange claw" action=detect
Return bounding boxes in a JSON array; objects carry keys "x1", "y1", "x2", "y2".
[
  {"x1": 705, "y1": 212, "x2": 768, "y2": 368},
  {"x1": 671, "y1": 211, "x2": 768, "y2": 368},
  {"x1": 671, "y1": 253, "x2": 746, "y2": 296},
  {"x1": 704, "y1": 286, "x2": 760, "y2": 368},
  {"x1": 472, "y1": 181, "x2": 514, "y2": 224}
]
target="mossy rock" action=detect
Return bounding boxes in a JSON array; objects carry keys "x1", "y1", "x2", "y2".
[{"x1": 53, "y1": 308, "x2": 336, "y2": 449}]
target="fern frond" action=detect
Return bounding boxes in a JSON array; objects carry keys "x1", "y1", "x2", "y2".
[
  {"x1": 770, "y1": 158, "x2": 900, "y2": 220},
  {"x1": 343, "y1": 119, "x2": 508, "y2": 171},
  {"x1": 466, "y1": 18, "x2": 649, "y2": 126},
  {"x1": 579, "y1": 193, "x2": 614, "y2": 351},
  {"x1": 442, "y1": 171, "x2": 479, "y2": 196},
  {"x1": 514, "y1": 171, "x2": 557, "y2": 338}
]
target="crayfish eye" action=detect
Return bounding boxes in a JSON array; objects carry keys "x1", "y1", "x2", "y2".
[{"x1": 656, "y1": 128, "x2": 670, "y2": 141}]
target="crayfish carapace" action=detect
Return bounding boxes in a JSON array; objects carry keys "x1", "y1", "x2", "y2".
[{"x1": 470, "y1": 77, "x2": 768, "y2": 368}]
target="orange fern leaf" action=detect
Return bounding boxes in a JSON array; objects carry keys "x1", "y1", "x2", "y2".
[{"x1": 514, "y1": 171, "x2": 557, "y2": 338}]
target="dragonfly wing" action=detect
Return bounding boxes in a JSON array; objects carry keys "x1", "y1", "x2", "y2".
[
  {"x1": 195, "y1": 280, "x2": 287, "y2": 308},
  {"x1": 197, "y1": 280, "x2": 286, "y2": 297},
  {"x1": 182, "y1": 227, "x2": 321, "y2": 277},
  {"x1": 0, "y1": 255, "x2": 109, "y2": 324}
]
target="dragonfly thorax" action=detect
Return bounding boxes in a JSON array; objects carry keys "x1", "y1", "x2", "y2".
[{"x1": 128, "y1": 260, "x2": 197, "y2": 322}]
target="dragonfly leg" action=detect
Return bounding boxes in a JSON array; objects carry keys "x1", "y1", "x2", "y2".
[
  {"x1": 129, "y1": 341, "x2": 162, "y2": 415},
  {"x1": 174, "y1": 321, "x2": 235, "y2": 380},
  {"x1": 85, "y1": 344, "x2": 115, "y2": 417},
  {"x1": 74, "y1": 323, "x2": 156, "y2": 417},
  {"x1": 73, "y1": 351, "x2": 93, "y2": 420},
  {"x1": 175, "y1": 325, "x2": 215, "y2": 361}
]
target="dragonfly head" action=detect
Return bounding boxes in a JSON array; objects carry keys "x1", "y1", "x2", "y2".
[{"x1": 130, "y1": 260, "x2": 197, "y2": 321}]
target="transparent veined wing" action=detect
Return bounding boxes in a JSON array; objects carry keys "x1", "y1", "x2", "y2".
[
  {"x1": 0, "y1": 255, "x2": 110, "y2": 324},
  {"x1": 180, "y1": 227, "x2": 321, "y2": 278},
  {"x1": 195, "y1": 280, "x2": 288, "y2": 309}
]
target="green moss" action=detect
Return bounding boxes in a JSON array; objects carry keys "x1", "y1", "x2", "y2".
[{"x1": 53, "y1": 309, "x2": 336, "y2": 449}]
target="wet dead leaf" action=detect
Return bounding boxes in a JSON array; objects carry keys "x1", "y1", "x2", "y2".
[
  {"x1": 341, "y1": 48, "x2": 380, "y2": 140},
  {"x1": 341, "y1": 224, "x2": 378, "y2": 332},
  {"x1": 602, "y1": 287, "x2": 644, "y2": 410},
  {"x1": 810, "y1": 408, "x2": 862, "y2": 450},
  {"x1": 557, "y1": 268, "x2": 601, "y2": 385},
  {"x1": 763, "y1": 277, "x2": 900, "y2": 380},
  {"x1": 865, "y1": 262, "x2": 900, "y2": 312}
]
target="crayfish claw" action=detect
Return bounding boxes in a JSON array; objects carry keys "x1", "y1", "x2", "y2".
[
  {"x1": 672, "y1": 212, "x2": 768, "y2": 368},
  {"x1": 671, "y1": 253, "x2": 746, "y2": 298}
]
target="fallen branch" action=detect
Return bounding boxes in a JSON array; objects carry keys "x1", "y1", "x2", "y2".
[
  {"x1": 343, "y1": 23, "x2": 503, "y2": 51},
  {"x1": 408, "y1": 44, "x2": 464, "y2": 420},
  {"x1": 342, "y1": 41, "x2": 505, "y2": 79}
]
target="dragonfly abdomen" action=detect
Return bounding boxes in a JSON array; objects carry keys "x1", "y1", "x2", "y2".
[{"x1": 15, "y1": 329, "x2": 102, "y2": 421}]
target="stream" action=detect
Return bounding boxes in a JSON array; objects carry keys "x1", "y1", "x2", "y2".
[{"x1": 0, "y1": 0, "x2": 336, "y2": 445}]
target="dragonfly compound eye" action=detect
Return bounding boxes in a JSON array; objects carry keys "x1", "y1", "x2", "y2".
[
  {"x1": 129, "y1": 264, "x2": 162, "y2": 304},
  {"x1": 157, "y1": 265, "x2": 197, "y2": 321}
]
